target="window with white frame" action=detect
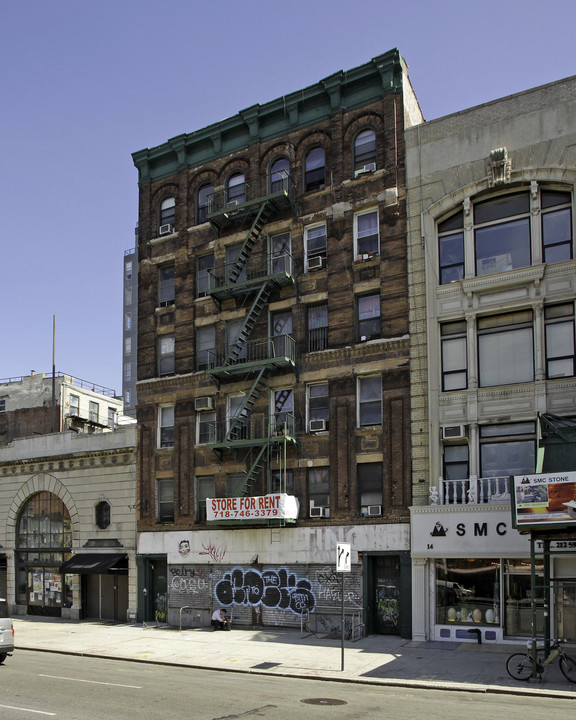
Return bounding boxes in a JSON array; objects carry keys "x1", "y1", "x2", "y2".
[
  {"x1": 304, "y1": 224, "x2": 327, "y2": 270},
  {"x1": 308, "y1": 467, "x2": 330, "y2": 514},
  {"x1": 354, "y1": 129, "x2": 377, "y2": 172},
  {"x1": 125, "y1": 260, "x2": 132, "y2": 281},
  {"x1": 441, "y1": 321, "x2": 467, "y2": 391},
  {"x1": 305, "y1": 147, "x2": 326, "y2": 191},
  {"x1": 273, "y1": 388, "x2": 294, "y2": 435},
  {"x1": 125, "y1": 285, "x2": 132, "y2": 305},
  {"x1": 358, "y1": 375, "x2": 382, "y2": 426},
  {"x1": 269, "y1": 158, "x2": 290, "y2": 193},
  {"x1": 438, "y1": 186, "x2": 573, "y2": 285},
  {"x1": 270, "y1": 232, "x2": 291, "y2": 275},
  {"x1": 159, "y1": 405, "x2": 175, "y2": 449},
  {"x1": 159, "y1": 197, "x2": 175, "y2": 231},
  {"x1": 478, "y1": 311, "x2": 534, "y2": 387},
  {"x1": 158, "y1": 264, "x2": 175, "y2": 306},
  {"x1": 271, "y1": 309, "x2": 293, "y2": 358},
  {"x1": 124, "y1": 362, "x2": 132, "y2": 382},
  {"x1": 358, "y1": 462, "x2": 383, "y2": 512},
  {"x1": 89, "y1": 401, "x2": 99, "y2": 424},
  {"x1": 307, "y1": 302, "x2": 328, "y2": 352},
  {"x1": 196, "y1": 475, "x2": 215, "y2": 523},
  {"x1": 125, "y1": 312, "x2": 132, "y2": 330},
  {"x1": 354, "y1": 209, "x2": 379, "y2": 257},
  {"x1": 357, "y1": 294, "x2": 380, "y2": 341},
  {"x1": 197, "y1": 410, "x2": 216, "y2": 444},
  {"x1": 545, "y1": 303, "x2": 575, "y2": 378},
  {"x1": 227, "y1": 394, "x2": 247, "y2": 439},
  {"x1": 107, "y1": 407, "x2": 115, "y2": 428},
  {"x1": 157, "y1": 477, "x2": 174, "y2": 523},
  {"x1": 542, "y1": 190, "x2": 573, "y2": 262},
  {"x1": 227, "y1": 172, "x2": 245, "y2": 205},
  {"x1": 196, "y1": 325, "x2": 215, "y2": 371},
  {"x1": 69, "y1": 394, "x2": 79, "y2": 416},
  {"x1": 307, "y1": 382, "x2": 329, "y2": 431},
  {"x1": 442, "y1": 445, "x2": 470, "y2": 504},
  {"x1": 438, "y1": 211, "x2": 464, "y2": 284},
  {"x1": 197, "y1": 253, "x2": 215, "y2": 297},
  {"x1": 158, "y1": 335, "x2": 175, "y2": 376},
  {"x1": 479, "y1": 422, "x2": 536, "y2": 479},
  {"x1": 357, "y1": 375, "x2": 382, "y2": 427},
  {"x1": 124, "y1": 336, "x2": 132, "y2": 355}
]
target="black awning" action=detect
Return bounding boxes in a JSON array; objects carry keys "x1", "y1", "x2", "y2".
[{"x1": 59, "y1": 553, "x2": 128, "y2": 575}]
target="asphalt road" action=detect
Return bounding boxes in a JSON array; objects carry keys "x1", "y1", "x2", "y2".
[{"x1": 2, "y1": 651, "x2": 574, "y2": 719}]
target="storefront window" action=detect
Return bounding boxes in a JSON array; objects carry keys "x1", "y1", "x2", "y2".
[
  {"x1": 16, "y1": 492, "x2": 73, "y2": 615},
  {"x1": 504, "y1": 559, "x2": 545, "y2": 637},
  {"x1": 436, "y1": 559, "x2": 500, "y2": 625}
]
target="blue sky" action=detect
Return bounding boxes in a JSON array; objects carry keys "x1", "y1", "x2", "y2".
[{"x1": 2, "y1": 0, "x2": 575, "y2": 395}]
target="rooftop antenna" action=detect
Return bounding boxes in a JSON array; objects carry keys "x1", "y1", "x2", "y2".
[{"x1": 51, "y1": 315, "x2": 56, "y2": 433}]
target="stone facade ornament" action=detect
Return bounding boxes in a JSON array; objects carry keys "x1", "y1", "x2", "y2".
[{"x1": 488, "y1": 147, "x2": 511, "y2": 186}]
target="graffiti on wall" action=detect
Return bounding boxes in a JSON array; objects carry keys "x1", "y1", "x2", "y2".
[
  {"x1": 314, "y1": 565, "x2": 362, "y2": 608},
  {"x1": 199, "y1": 540, "x2": 226, "y2": 563},
  {"x1": 214, "y1": 567, "x2": 316, "y2": 615}
]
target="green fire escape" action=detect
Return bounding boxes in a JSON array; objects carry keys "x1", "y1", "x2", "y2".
[{"x1": 205, "y1": 173, "x2": 298, "y2": 507}]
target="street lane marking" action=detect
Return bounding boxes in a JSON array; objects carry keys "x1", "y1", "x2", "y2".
[
  {"x1": 0, "y1": 704, "x2": 56, "y2": 716},
  {"x1": 39, "y1": 674, "x2": 142, "y2": 689}
]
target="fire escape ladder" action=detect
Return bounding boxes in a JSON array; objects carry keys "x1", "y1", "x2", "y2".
[
  {"x1": 225, "y1": 368, "x2": 268, "y2": 442},
  {"x1": 226, "y1": 284, "x2": 271, "y2": 365},
  {"x1": 227, "y1": 201, "x2": 273, "y2": 285},
  {"x1": 240, "y1": 444, "x2": 269, "y2": 496}
]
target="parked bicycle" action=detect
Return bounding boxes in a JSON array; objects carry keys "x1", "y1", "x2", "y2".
[{"x1": 506, "y1": 638, "x2": 576, "y2": 682}]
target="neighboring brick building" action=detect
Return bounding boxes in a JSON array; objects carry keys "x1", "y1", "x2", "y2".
[
  {"x1": 132, "y1": 49, "x2": 423, "y2": 635},
  {"x1": 406, "y1": 76, "x2": 576, "y2": 643}
]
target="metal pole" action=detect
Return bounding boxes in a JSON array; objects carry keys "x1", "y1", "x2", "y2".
[
  {"x1": 341, "y1": 571, "x2": 345, "y2": 671},
  {"x1": 530, "y1": 534, "x2": 538, "y2": 678}
]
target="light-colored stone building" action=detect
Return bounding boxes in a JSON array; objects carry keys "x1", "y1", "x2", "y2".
[
  {"x1": 406, "y1": 76, "x2": 576, "y2": 643},
  {"x1": 0, "y1": 373, "x2": 137, "y2": 620}
]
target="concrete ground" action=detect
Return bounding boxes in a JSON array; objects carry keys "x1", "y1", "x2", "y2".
[{"x1": 12, "y1": 617, "x2": 576, "y2": 699}]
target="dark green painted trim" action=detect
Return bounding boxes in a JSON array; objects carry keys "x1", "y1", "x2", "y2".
[
  {"x1": 133, "y1": 49, "x2": 405, "y2": 185},
  {"x1": 362, "y1": 550, "x2": 412, "y2": 639}
]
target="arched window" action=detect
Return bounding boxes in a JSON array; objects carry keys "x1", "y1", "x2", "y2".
[
  {"x1": 159, "y1": 197, "x2": 175, "y2": 233},
  {"x1": 354, "y1": 129, "x2": 377, "y2": 173},
  {"x1": 270, "y1": 158, "x2": 290, "y2": 193},
  {"x1": 227, "y1": 172, "x2": 245, "y2": 205},
  {"x1": 305, "y1": 147, "x2": 325, "y2": 191},
  {"x1": 15, "y1": 491, "x2": 73, "y2": 613},
  {"x1": 197, "y1": 183, "x2": 214, "y2": 224}
]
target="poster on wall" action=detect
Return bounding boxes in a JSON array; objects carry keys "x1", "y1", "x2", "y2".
[
  {"x1": 206, "y1": 493, "x2": 299, "y2": 522},
  {"x1": 511, "y1": 471, "x2": 576, "y2": 529}
]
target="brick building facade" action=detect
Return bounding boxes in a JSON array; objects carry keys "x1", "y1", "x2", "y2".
[{"x1": 132, "y1": 49, "x2": 423, "y2": 635}]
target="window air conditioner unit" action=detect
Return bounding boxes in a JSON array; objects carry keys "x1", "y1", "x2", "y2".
[
  {"x1": 195, "y1": 396, "x2": 214, "y2": 411},
  {"x1": 159, "y1": 224, "x2": 173, "y2": 236},
  {"x1": 367, "y1": 504, "x2": 382, "y2": 517},
  {"x1": 310, "y1": 506, "x2": 328, "y2": 518},
  {"x1": 307, "y1": 256, "x2": 324, "y2": 271},
  {"x1": 309, "y1": 419, "x2": 327, "y2": 432},
  {"x1": 355, "y1": 162, "x2": 376, "y2": 177},
  {"x1": 442, "y1": 424, "x2": 467, "y2": 440}
]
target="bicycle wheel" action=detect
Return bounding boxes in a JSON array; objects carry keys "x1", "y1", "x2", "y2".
[
  {"x1": 559, "y1": 654, "x2": 576, "y2": 683},
  {"x1": 506, "y1": 653, "x2": 534, "y2": 680}
]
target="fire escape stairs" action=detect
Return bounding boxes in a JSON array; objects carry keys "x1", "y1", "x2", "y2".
[
  {"x1": 227, "y1": 201, "x2": 273, "y2": 285},
  {"x1": 225, "y1": 284, "x2": 272, "y2": 365},
  {"x1": 225, "y1": 368, "x2": 268, "y2": 443}
]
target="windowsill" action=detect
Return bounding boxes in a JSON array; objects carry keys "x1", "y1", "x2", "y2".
[
  {"x1": 150, "y1": 231, "x2": 178, "y2": 243},
  {"x1": 342, "y1": 168, "x2": 384, "y2": 185},
  {"x1": 187, "y1": 222, "x2": 211, "y2": 232},
  {"x1": 354, "y1": 253, "x2": 379, "y2": 263}
]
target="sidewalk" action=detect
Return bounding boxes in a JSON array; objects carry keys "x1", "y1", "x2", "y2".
[{"x1": 12, "y1": 617, "x2": 576, "y2": 698}]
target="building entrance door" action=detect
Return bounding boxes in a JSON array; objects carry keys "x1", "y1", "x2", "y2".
[{"x1": 372, "y1": 555, "x2": 401, "y2": 634}]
